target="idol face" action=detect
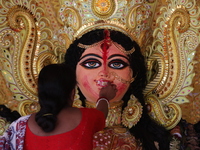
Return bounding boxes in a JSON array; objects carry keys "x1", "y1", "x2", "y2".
[{"x1": 76, "y1": 42, "x2": 133, "y2": 103}]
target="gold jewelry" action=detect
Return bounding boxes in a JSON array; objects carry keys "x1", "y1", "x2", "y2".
[
  {"x1": 72, "y1": 86, "x2": 83, "y2": 108},
  {"x1": 85, "y1": 100, "x2": 96, "y2": 108},
  {"x1": 78, "y1": 40, "x2": 135, "y2": 55},
  {"x1": 106, "y1": 100, "x2": 124, "y2": 127},
  {"x1": 78, "y1": 41, "x2": 104, "y2": 49},
  {"x1": 85, "y1": 100, "x2": 124, "y2": 127},
  {"x1": 110, "y1": 72, "x2": 134, "y2": 84},
  {"x1": 42, "y1": 113, "x2": 53, "y2": 117},
  {"x1": 73, "y1": 20, "x2": 139, "y2": 46},
  {"x1": 112, "y1": 42, "x2": 135, "y2": 55},
  {"x1": 122, "y1": 95, "x2": 143, "y2": 128}
]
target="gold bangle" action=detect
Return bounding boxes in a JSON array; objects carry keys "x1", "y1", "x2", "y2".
[{"x1": 42, "y1": 113, "x2": 53, "y2": 117}]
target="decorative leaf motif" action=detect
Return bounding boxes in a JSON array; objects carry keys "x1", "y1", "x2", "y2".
[
  {"x1": 177, "y1": 86, "x2": 194, "y2": 96},
  {"x1": 0, "y1": 17, "x2": 7, "y2": 23},
  {"x1": 187, "y1": 63, "x2": 194, "y2": 76},
  {"x1": 2, "y1": 49, "x2": 12, "y2": 62},
  {"x1": 13, "y1": 93, "x2": 27, "y2": 101},
  {"x1": 184, "y1": 73, "x2": 195, "y2": 87},
  {"x1": 1, "y1": 70, "x2": 15, "y2": 84},
  {"x1": 9, "y1": 84, "x2": 21, "y2": 93},
  {"x1": 190, "y1": 19, "x2": 198, "y2": 26},
  {"x1": 185, "y1": 2, "x2": 193, "y2": 9},
  {"x1": 172, "y1": 96, "x2": 190, "y2": 104},
  {"x1": 41, "y1": 32, "x2": 48, "y2": 40},
  {"x1": 1, "y1": 58, "x2": 12, "y2": 73},
  {"x1": 187, "y1": 52, "x2": 195, "y2": 64},
  {"x1": 189, "y1": 9, "x2": 197, "y2": 15}
]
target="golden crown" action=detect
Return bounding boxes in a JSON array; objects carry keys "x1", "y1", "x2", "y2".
[{"x1": 58, "y1": 0, "x2": 154, "y2": 49}]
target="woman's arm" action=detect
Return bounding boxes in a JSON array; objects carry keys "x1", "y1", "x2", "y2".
[{"x1": 96, "y1": 82, "x2": 117, "y2": 117}]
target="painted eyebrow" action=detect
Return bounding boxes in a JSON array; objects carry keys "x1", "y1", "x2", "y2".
[
  {"x1": 79, "y1": 53, "x2": 102, "y2": 61},
  {"x1": 108, "y1": 54, "x2": 129, "y2": 61}
]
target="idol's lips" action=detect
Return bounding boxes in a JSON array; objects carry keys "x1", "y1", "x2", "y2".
[{"x1": 95, "y1": 79, "x2": 110, "y2": 87}]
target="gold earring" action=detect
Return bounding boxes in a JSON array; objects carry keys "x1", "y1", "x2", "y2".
[
  {"x1": 72, "y1": 86, "x2": 83, "y2": 108},
  {"x1": 122, "y1": 95, "x2": 143, "y2": 128}
]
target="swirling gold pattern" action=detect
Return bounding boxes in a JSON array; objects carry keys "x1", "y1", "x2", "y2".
[
  {"x1": 36, "y1": 52, "x2": 58, "y2": 76},
  {"x1": 144, "y1": 0, "x2": 199, "y2": 128},
  {"x1": 18, "y1": 100, "x2": 40, "y2": 116},
  {"x1": 61, "y1": 7, "x2": 81, "y2": 30},
  {"x1": 0, "y1": 0, "x2": 65, "y2": 117},
  {"x1": 7, "y1": 5, "x2": 39, "y2": 98},
  {"x1": 154, "y1": 7, "x2": 190, "y2": 101},
  {"x1": 146, "y1": 95, "x2": 182, "y2": 130}
]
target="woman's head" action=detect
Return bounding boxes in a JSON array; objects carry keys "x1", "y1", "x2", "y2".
[
  {"x1": 38, "y1": 63, "x2": 76, "y2": 108},
  {"x1": 65, "y1": 29, "x2": 147, "y2": 105},
  {"x1": 36, "y1": 63, "x2": 76, "y2": 132}
]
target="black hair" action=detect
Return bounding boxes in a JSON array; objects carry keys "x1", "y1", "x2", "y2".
[
  {"x1": 35, "y1": 63, "x2": 76, "y2": 132},
  {"x1": 65, "y1": 29, "x2": 170, "y2": 149},
  {"x1": 0, "y1": 105, "x2": 21, "y2": 122}
]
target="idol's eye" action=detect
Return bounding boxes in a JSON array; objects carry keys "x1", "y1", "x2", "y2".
[
  {"x1": 80, "y1": 59, "x2": 101, "y2": 69},
  {"x1": 108, "y1": 59, "x2": 129, "y2": 69}
]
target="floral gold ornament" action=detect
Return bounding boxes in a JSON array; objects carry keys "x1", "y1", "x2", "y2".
[
  {"x1": 122, "y1": 95, "x2": 143, "y2": 129},
  {"x1": 78, "y1": 40, "x2": 135, "y2": 55},
  {"x1": 78, "y1": 29, "x2": 135, "y2": 55},
  {"x1": 92, "y1": 0, "x2": 116, "y2": 19},
  {"x1": 73, "y1": 86, "x2": 83, "y2": 108},
  {"x1": 110, "y1": 72, "x2": 134, "y2": 84}
]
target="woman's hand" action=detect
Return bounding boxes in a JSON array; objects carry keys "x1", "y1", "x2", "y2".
[
  {"x1": 96, "y1": 82, "x2": 117, "y2": 118},
  {"x1": 99, "y1": 82, "x2": 117, "y2": 101}
]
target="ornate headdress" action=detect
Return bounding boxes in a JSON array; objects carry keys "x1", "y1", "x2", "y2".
[
  {"x1": 59, "y1": 0, "x2": 153, "y2": 49},
  {"x1": 59, "y1": 0, "x2": 199, "y2": 130}
]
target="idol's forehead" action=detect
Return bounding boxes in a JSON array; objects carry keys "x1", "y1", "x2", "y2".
[{"x1": 81, "y1": 42, "x2": 129, "y2": 57}]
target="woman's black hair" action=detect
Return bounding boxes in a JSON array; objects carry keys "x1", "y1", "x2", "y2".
[
  {"x1": 0, "y1": 105, "x2": 21, "y2": 122},
  {"x1": 35, "y1": 63, "x2": 76, "y2": 132},
  {"x1": 65, "y1": 29, "x2": 170, "y2": 149}
]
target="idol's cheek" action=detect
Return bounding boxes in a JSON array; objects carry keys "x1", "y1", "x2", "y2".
[
  {"x1": 77, "y1": 77, "x2": 99, "y2": 99},
  {"x1": 115, "y1": 82, "x2": 130, "y2": 97}
]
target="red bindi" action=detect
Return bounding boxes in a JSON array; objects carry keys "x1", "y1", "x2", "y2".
[{"x1": 101, "y1": 30, "x2": 111, "y2": 71}]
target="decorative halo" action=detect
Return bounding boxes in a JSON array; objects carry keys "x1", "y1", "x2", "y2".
[{"x1": 74, "y1": 20, "x2": 139, "y2": 46}]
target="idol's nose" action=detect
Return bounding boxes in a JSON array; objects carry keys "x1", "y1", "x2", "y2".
[{"x1": 98, "y1": 70, "x2": 109, "y2": 78}]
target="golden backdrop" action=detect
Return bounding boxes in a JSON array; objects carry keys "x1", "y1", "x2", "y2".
[{"x1": 0, "y1": 0, "x2": 200, "y2": 133}]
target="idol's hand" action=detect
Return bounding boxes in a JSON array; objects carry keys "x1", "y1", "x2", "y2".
[{"x1": 99, "y1": 82, "x2": 117, "y2": 101}]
